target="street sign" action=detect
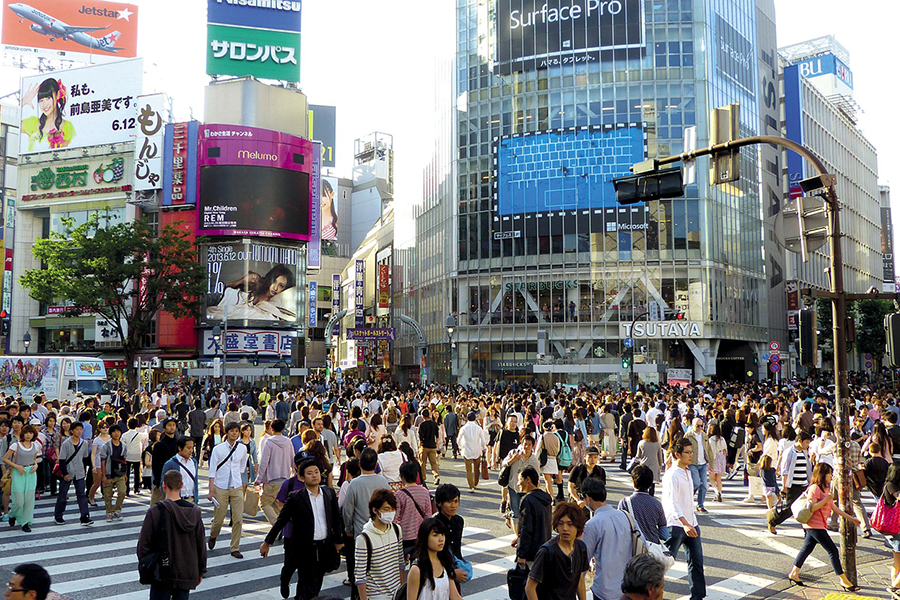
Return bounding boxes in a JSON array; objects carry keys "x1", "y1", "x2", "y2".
[
  {"x1": 770, "y1": 362, "x2": 781, "y2": 373},
  {"x1": 770, "y1": 353, "x2": 781, "y2": 363},
  {"x1": 762, "y1": 353, "x2": 770, "y2": 361},
  {"x1": 865, "y1": 361, "x2": 873, "y2": 369},
  {"x1": 624, "y1": 337, "x2": 635, "y2": 348},
  {"x1": 865, "y1": 353, "x2": 873, "y2": 360},
  {"x1": 335, "y1": 367, "x2": 342, "y2": 374},
  {"x1": 769, "y1": 341, "x2": 780, "y2": 351}
]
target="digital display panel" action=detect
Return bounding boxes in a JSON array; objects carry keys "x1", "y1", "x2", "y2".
[{"x1": 496, "y1": 125, "x2": 644, "y2": 215}]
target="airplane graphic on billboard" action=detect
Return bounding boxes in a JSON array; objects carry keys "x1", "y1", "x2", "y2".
[{"x1": 8, "y1": 3, "x2": 124, "y2": 53}]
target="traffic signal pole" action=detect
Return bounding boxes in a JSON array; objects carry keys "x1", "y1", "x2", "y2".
[{"x1": 650, "y1": 133, "x2": 857, "y2": 583}]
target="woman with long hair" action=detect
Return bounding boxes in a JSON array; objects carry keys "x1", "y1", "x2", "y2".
[
  {"x1": 634, "y1": 426, "x2": 664, "y2": 489},
  {"x1": 406, "y1": 517, "x2": 462, "y2": 600},
  {"x1": 367, "y1": 414, "x2": 386, "y2": 449},
  {"x1": 305, "y1": 440, "x2": 333, "y2": 489},
  {"x1": 882, "y1": 464, "x2": 900, "y2": 596},
  {"x1": 377, "y1": 436, "x2": 404, "y2": 485},
  {"x1": 787, "y1": 462, "x2": 860, "y2": 591},
  {"x1": 2, "y1": 425, "x2": 40, "y2": 532},
  {"x1": 394, "y1": 413, "x2": 418, "y2": 455},
  {"x1": 864, "y1": 421, "x2": 893, "y2": 462},
  {"x1": 21, "y1": 77, "x2": 75, "y2": 151},
  {"x1": 38, "y1": 413, "x2": 59, "y2": 496},
  {"x1": 201, "y1": 419, "x2": 224, "y2": 466},
  {"x1": 87, "y1": 420, "x2": 111, "y2": 506},
  {"x1": 240, "y1": 422, "x2": 258, "y2": 488},
  {"x1": 708, "y1": 421, "x2": 727, "y2": 502}
]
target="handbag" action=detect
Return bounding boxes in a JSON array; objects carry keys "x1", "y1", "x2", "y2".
[
  {"x1": 481, "y1": 457, "x2": 489, "y2": 480},
  {"x1": 507, "y1": 564, "x2": 529, "y2": 600},
  {"x1": 243, "y1": 487, "x2": 260, "y2": 517},
  {"x1": 453, "y1": 552, "x2": 474, "y2": 581},
  {"x1": 52, "y1": 441, "x2": 84, "y2": 479},
  {"x1": 623, "y1": 497, "x2": 674, "y2": 571},
  {"x1": 852, "y1": 470, "x2": 866, "y2": 490},
  {"x1": 790, "y1": 491, "x2": 813, "y2": 524},
  {"x1": 138, "y1": 504, "x2": 170, "y2": 585},
  {"x1": 498, "y1": 464, "x2": 511, "y2": 487},
  {"x1": 872, "y1": 496, "x2": 900, "y2": 536}
]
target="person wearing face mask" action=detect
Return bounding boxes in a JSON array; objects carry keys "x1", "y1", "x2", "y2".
[{"x1": 355, "y1": 488, "x2": 405, "y2": 600}]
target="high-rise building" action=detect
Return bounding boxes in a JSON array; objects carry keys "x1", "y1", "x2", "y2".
[{"x1": 414, "y1": 0, "x2": 792, "y2": 386}]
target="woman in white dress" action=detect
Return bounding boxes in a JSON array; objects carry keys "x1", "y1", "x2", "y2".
[{"x1": 406, "y1": 517, "x2": 463, "y2": 600}]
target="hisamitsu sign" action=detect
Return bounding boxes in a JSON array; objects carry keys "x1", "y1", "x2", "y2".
[
  {"x1": 620, "y1": 321, "x2": 704, "y2": 339},
  {"x1": 347, "y1": 328, "x2": 395, "y2": 341}
]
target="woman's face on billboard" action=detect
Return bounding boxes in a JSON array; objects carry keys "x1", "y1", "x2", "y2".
[{"x1": 268, "y1": 275, "x2": 289, "y2": 298}]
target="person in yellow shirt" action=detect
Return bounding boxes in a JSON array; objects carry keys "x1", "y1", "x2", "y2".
[{"x1": 258, "y1": 387, "x2": 271, "y2": 409}]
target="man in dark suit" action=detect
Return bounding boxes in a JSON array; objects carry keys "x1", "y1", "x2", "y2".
[{"x1": 260, "y1": 455, "x2": 344, "y2": 600}]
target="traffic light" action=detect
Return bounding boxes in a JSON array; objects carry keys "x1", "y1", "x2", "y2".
[
  {"x1": 885, "y1": 314, "x2": 900, "y2": 367},
  {"x1": 612, "y1": 163, "x2": 684, "y2": 205},
  {"x1": 622, "y1": 354, "x2": 631, "y2": 370},
  {"x1": 252, "y1": 353, "x2": 259, "y2": 366},
  {"x1": 709, "y1": 103, "x2": 741, "y2": 184},
  {"x1": 799, "y1": 308, "x2": 817, "y2": 366},
  {"x1": 0, "y1": 310, "x2": 9, "y2": 336}
]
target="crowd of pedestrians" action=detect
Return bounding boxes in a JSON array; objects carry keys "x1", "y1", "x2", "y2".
[{"x1": 6, "y1": 373, "x2": 900, "y2": 599}]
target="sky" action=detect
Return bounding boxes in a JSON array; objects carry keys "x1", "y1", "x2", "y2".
[{"x1": 0, "y1": 0, "x2": 896, "y2": 251}]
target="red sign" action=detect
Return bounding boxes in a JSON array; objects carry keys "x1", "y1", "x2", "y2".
[
  {"x1": 4, "y1": 249, "x2": 11, "y2": 271},
  {"x1": 786, "y1": 280, "x2": 800, "y2": 311},
  {"x1": 378, "y1": 264, "x2": 390, "y2": 309}
]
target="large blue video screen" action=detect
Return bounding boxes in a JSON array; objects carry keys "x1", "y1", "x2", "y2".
[{"x1": 497, "y1": 126, "x2": 644, "y2": 215}]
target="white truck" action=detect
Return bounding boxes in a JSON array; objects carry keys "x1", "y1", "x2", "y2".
[{"x1": 0, "y1": 356, "x2": 111, "y2": 402}]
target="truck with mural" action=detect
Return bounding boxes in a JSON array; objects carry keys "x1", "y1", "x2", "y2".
[{"x1": 0, "y1": 356, "x2": 111, "y2": 402}]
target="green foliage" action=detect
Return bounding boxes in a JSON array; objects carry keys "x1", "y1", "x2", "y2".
[
  {"x1": 855, "y1": 299, "x2": 893, "y2": 362},
  {"x1": 20, "y1": 210, "x2": 206, "y2": 386}
]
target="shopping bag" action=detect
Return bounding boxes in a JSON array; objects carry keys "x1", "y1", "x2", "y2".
[{"x1": 243, "y1": 487, "x2": 260, "y2": 517}]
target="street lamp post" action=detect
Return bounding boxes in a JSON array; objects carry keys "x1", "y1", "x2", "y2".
[
  {"x1": 445, "y1": 314, "x2": 456, "y2": 383},
  {"x1": 22, "y1": 332, "x2": 31, "y2": 355}
]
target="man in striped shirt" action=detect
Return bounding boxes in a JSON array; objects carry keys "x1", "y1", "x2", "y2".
[{"x1": 767, "y1": 430, "x2": 812, "y2": 534}]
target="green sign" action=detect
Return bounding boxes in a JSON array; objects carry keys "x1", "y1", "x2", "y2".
[{"x1": 207, "y1": 24, "x2": 301, "y2": 82}]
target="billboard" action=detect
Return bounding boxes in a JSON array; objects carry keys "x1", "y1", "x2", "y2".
[
  {"x1": 134, "y1": 93, "x2": 165, "y2": 191},
  {"x1": 207, "y1": 0, "x2": 302, "y2": 33},
  {"x1": 19, "y1": 58, "x2": 143, "y2": 155},
  {"x1": 494, "y1": 0, "x2": 645, "y2": 74},
  {"x1": 0, "y1": 357, "x2": 60, "y2": 397},
  {"x1": 331, "y1": 273, "x2": 340, "y2": 335},
  {"x1": 783, "y1": 64, "x2": 804, "y2": 201},
  {"x1": 712, "y1": 14, "x2": 756, "y2": 100},
  {"x1": 2, "y1": 0, "x2": 138, "y2": 64},
  {"x1": 321, "y1": 176, "x2": 339, "y2": 241},
  {"x1": 496, "y1": 125, "x2": 644, "y2": 215},
  {"x1": 883, "y1": 207, "x2": 896, "y2": 292},
  {"x1": 354, "y1": 260, "x2": 364, "y2": 328},
  {"x1": 308, "y1": 141, "x2": 321, "y2": 268},
  {"x1": 162, "y1": 121, "x2": 199, "y2": 206},
  {"x1": 202, "y1": 241, "x2": 301, "y2": 326},
  {"x1": 201, "y1": 329, "x2": 293, "y2": 357},
  {"x1": 20, "y1": 154, "x2": 133, "y2": 203},
  {"x1": 794, "y1": 53, "x2": 853, "y2": 90},
  {"x1": 309, "y1": 104, "x2": 336, "y2": 168},
  {"x1": 207, "y1": 24, "x2": 300, "y2": 82},
  {"x1": 197, "y1": 124, "x2": 314, "y2": 241}
]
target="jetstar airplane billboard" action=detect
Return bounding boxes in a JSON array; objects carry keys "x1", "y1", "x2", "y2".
[{"x1": 2, "y1": 0, "x2": 138, "y2": 64}]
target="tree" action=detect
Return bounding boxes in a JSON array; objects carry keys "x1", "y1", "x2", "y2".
[
  {"x1": 20, "y1": 211, "x2": 206, "y2": 389},
  {"x1": 855, "y1": 299, "x2": 893, "y2": 366}
]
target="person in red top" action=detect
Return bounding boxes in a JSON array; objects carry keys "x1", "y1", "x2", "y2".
[{"x1": 787, "y1": 462, "x2": 861, "y2": 591}]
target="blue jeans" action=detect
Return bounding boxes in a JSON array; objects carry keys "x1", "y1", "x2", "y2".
[
  {"x1": 667, "y1": 525, "x2": 706, "y2": 600},
  {"x1": 688, "y1": 463, "x2": 708, "y2": 509},
  {"x1": 54, "y1": 477, "x2": 90, "y2": 522},
  {"x1": 508, "y1": 487, "x2": 522, "y2": 519},
  {"x1": 794, "y1": 528, "x2": 843, "y2": 575}
]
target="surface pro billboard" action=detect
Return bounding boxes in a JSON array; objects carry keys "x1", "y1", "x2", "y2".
[
  {"x1": 494, "y1": 0, "x2": 645, "y2": 74},
  {"x1": 197, "y1": 125, "x2": 313, "y2": 241}
]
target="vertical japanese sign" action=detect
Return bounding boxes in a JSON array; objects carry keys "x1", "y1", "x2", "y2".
[
  {"x1": 332, "y1": 274, "x2": 341, "y2": 336},
  {"x1": 784, "y1": 64, "x2": 805, "y2": 201},
  {"x1": 134, "y1": 93, "x2": 165, "y2": 191},
  {"x1": 2, "y1": 248, "x2": 11, "y2": 312},
  {"x1": 163, "y1": 121, "x2": 199, "y2": 206},
  {"x1": 378, "y1": 264, "x2": 389, "y2": 309},
  {"x1": 308, "y1": 141, "x2": 321, "y2": 268},
  {"x1": 355, "y1": 260, "x2": 365, "y2": 328},
  {"x1": 308, "y1": 281, "x2": 317, "y2": 329}
]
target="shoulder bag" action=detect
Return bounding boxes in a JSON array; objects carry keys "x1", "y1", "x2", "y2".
[
  {"x1": 52, "y1": 441, "x2": 84, "y2": 479},
  {"x1": 622, "y1": 497, "x2": 674, "y2": 571},
  {"x1": 790, "y1": 490, "x2": 814, "y2": 524},
  {"x1": 872, "y1": 495, "x2": 900, "y2": 536},
  {"x1": 138, "y1": 504, "x2": 170, "y2": 585},
  {"x1": 620, "y1": 506, "x2": 649, "y2": 559}
]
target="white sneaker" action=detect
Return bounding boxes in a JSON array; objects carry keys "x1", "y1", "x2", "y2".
[{"x1": 741, "y1": 497, "x2": 756, "y2": 504}]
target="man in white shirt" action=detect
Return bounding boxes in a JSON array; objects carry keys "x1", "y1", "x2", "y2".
[
  {"x1": 207, "y1": 421, "x2": 249, "y2": 558},
  {"x1": 662, "y1": 437, "x2": 706, "y2": 600},
  {"x1": 457, "y1": 412, "x2": 488, "y2": 492}
]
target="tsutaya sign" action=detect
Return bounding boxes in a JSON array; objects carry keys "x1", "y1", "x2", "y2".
[{"x1": 620, "y1": 321, "x2": 703, "y2": 339}]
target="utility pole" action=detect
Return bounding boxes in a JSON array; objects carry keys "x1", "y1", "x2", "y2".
[{"x1": 615, "y1": 119, "x2": 858, "y2": 583}]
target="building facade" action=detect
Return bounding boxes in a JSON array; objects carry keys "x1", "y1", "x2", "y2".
[{"x1": 427, "y1": 0, "x2": 787, "y2": 386}]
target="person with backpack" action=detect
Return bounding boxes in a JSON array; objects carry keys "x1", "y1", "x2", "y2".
[
  {"x1": 355, "y1": 488, "x2": 405, "y2": 600},
  {"x1": 137, "y1": 469, "x2": 207, "y2": 599},
  {"x1": 344, "y1": 448, "x2": 392, "y2": 600},
  {"x1": 98, "y1": 424, "x2": 129, "y2": 521},
  {"x1": 260, "y1": 454, "x2": 343, "y2": 600},
  {"x1": 396, "y1": 461, "x2": 432, "y2": 563},
  {"x1": 406, "y1": 517, "x2": 462, "y2": 600},
  {"x1": 525, "y1": 501, "x2": 589, "y2": 600},
  {"x1": 53, "y1": 421, "x2": 93, "y2": 526}
]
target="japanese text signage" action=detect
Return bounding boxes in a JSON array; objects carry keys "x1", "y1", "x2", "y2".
[
  {"x1": 162, "y1": 121, "x2": 199, "y2": 206},
  {"x1": 206, "y1": 24, "x2": 301, "y2": 82},
  {"x1": 308, "y1": 281, "x2": 317, "y2": 329},
  {"x1": 207, "y1": 0, "x2": 302, "y2": 33},
  {"x1": 19, "y1": 59, "x2": 143, "y2": 155},
  {"x1": 347, "y1": 328, "x2": 395, "y2": 341},
  {"x1": 202, "y1": 329, "x2": 293, "y2": 357},
  {"x1": 308, "y1": 141, "x2": 321, "y2": 268},
  {"x1": 331, "y1": 274, "x2": 341, "y2": 336},
  {"x1": 355, "y1": 260, "x2": 365, "y2": 328},
  {"x1": 20, "y1": 156, "x2": 133, "y2": 202},
  {"x1": 2, "y1": 0, "x2": 139, "y2": 64},
  {"x1": 134, "y1": 93, "x2": 165, "y2": 191},
  {"x1": 494, "y1": 0, "x2": 645, "y2": 74},
  {"x1": 378, "y1": 264, "x2": 389, "y2": 309}
]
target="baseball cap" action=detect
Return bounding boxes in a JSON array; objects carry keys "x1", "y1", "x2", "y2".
[{"x1": 586, "y1": 446, "x2": 600, "y2": 456}]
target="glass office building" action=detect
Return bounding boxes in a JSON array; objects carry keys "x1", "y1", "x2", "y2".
[{"x1": 450, "y1": 0, "x2": 781, "y2": 385}]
